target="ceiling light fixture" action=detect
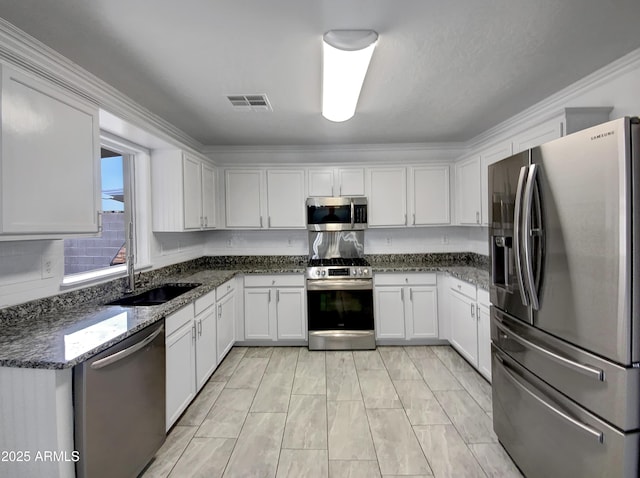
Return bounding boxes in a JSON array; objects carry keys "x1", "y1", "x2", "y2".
[{"x1": 322, "y1": 30, "x2": 378, "y2": 122}]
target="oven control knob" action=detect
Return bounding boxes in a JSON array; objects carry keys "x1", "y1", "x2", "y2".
[
  {"x1": 352, "y1": 269, "x2": 357, "y2": 276},
  {"x1": 316, "y1": 270, "x2": 321, "y2": 277},
  {"x1": 364, "y1": 268, "x2": 369, "y2": 275},
  {"x1": 321, "y1": 270, "x2": 326, "y2": 277},
  {"x1": 358, "y1": 268, "x2": 363, "y2": 275}
]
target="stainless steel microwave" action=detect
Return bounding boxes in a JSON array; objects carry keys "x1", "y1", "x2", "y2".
[{"x1": 306, "y1": 197, "x2": 368, "y2": 231}]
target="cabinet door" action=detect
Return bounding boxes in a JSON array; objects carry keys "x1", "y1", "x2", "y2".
[
  {"x1": 512, "y1": 116, "x2": 563, "y2": 153},
  {"x1": 477, "y1": 302, "x2": 491, "y2": 381},
  {"x1": 406, "y1": 286, "x2": 438, "y2": 339},
  {"x1": 448, "y1": 289, "x2": 478, "y2": 366},
  {"x1": 266, "y1": 170, "x2": 305, "y2": 228},
  {"x1": 1, "y1": 66, "x2": 99, "y2": 235},
  {"x1": 480, "y1": 142, "x2": 512, "y2": 225},
  {"x1": 166, "y1": 321, "x2": 196, "y2": 430},
  {"x1": 455, "y1": 156, "x2": 481, "y2": 225},
  {"x1": 225, "y1": 169, "x2": 263, "y2": 228},
  {"x1": 411, "y1": 166, "x2": 450, "y2": 225},
  {"x1": 375, "y1": 287, "x2": 405, "y2": 339},
  {"x1": 368, "y1": 167, "x2": 407, "y2": 226},
  {"x1": 183, "y1": 155, "x2": 202, "y2": 230},
  {"x1": 336, "y1": 168, "x2": 365, "y2": 196},
  {"x1": 217, "y1": 291, "x2": 236, "y2": 363},
  {"x1": 201, "y1": 162, "x2": 216, "y2": 229},
  {"x1": 244, "y1": 288, "x2": 272, "y2": 339},
  {"x1": 308, "y1": 169, "x2": 334, "y2": 197},
  {"x1": 195, "y1": 310, "x2": 217, "y2": 391},
  {"x1": 276, "y1": 288, "x2": 306, "y2": 340}
]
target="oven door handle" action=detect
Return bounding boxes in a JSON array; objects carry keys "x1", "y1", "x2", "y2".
[{"x1": 307, "y1": 279, "x2": 373, "y2": 291}]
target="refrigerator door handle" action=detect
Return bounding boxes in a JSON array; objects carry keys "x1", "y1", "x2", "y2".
[
  {"x1": 522, "y1": 164, "x2": 540, "y2": 310},
  {"x1": 514, "y1": 165, "x2": 529, "y2": 306},
  {"x1": 495, "y1": 320, "x2": 604, "y2": 381},
  {"x1": 498, "y1": 356, "x2": 604, "y2": 444}
]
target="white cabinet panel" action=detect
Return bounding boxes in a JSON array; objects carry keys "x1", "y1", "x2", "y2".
[
  {"x1": 368, "y1": 167, "x2": 407, "y2": 227},
  {"x1": 407, "y1": 286, "x2": 438, "y2": 339},
  {"x1": 217, "y1": 290, "x2": 236, "y2": 363},
  {"x1": 308, "y1": 168, "x2": 334, "y2": 197},
  {"x1": 477, "y1": 301, "x2": 491, "y2": 381},
  {"x1": 1, "y1": 64, "x2": 100, "y2": 237},
  {"x1": 276, "y1": 288, "x2": 306, "y2": 340},
  {"x1": 512, "y1": 117, "x2": 563, "y2": 153},
  {"x1": 455, "y1": 156, "x2": 481, "y2": 225},
  {"x1": 448, "y1": 288, "x2": 478, "y2": 367},
  {"x1": 166, "y1": 320, "x2": 195, "y2": 430},
  {"x1": 225, "y1": 169, "x2": 264, "y2": 228},
  {"x1": 266, "y1": 169, "x2": 305, "y2": 228},
  {"x1": 375, "y1": 287, "x2": 405, "y2": 339},
  {"x1": 195, "y1": 307, "x2": 217, "y2": 391},
  {"x1": 201, "y1": 162, "x2": 217, "y2": 229},
  {"x1": 244, "y1": 288, "x2": 272, "y2": 339},
  {"x1": 336, "y1": 168, "x2": 365, "y2": 196},
  {"x1": 410, "y1": 166, "x2": 450, "y2": 225},
  {"x1": 183, "y1": 155, "x2": 202, "y2": 230}
]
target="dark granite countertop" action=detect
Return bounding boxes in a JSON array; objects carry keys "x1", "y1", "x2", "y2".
[{"x1": 0, "y1": 254, "x2": 487, "y2": 370}]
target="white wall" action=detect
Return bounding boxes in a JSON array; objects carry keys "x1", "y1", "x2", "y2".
[{"x1": 205, "y1": 226, "x2": 489, "y2": 256}]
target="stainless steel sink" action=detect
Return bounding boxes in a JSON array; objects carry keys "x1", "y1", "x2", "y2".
[{"x1": 106, "y1": 283, "x2": 201, "y2": 306}]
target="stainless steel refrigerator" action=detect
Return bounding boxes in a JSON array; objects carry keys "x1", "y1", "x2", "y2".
[{"x1": 489, "y1": 117, "x2": 640, "y2": 477}]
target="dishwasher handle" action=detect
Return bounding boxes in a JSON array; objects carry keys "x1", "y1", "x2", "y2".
[{"x1": 90, "y1": 325, "x2": 164, "y2": 370}]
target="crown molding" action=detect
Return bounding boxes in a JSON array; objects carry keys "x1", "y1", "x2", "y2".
[
  {"x1": 203, "y1": 141, "x2": 464, "y2": 154},
  {"x1": 467, "y1": 47, "x2": 640, "y2": 149},
  {"x1": 0, "y1": 18, "x2": 202, "y2": 153}
]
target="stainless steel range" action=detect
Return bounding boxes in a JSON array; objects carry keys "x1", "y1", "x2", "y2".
[{"x1": 306, "y1": 228, "x2": 375, "y2": 350}]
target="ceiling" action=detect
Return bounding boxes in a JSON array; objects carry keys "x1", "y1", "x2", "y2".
[{"x1": 1, "y1": 0, "x2": 640, "y2": 147}]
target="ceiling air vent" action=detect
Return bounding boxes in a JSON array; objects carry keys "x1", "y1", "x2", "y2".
[{"x1": 227, "y1": 94, "x2": 272, "y2": 112}]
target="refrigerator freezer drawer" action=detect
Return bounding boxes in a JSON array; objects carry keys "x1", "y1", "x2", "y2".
[
  {"x1": 492, "y1": 346, "x2": 640, "y2": 478},
  {"x1": 491, "y1": 307, "x2": 640, "y2": 431}
]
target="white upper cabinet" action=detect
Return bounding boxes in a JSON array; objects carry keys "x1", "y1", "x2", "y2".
[
  {"x1": 480, "y1": 142, "x2": 513, "y2": 226},
  {"x1": 0, "y1": 64, "x2": 100, "y2": 238},
  {"x1": 368, "y1": 167, "x2": 407, "y2": 227},
  {"x1": 454, "y1": 156, "x2": 482, "y2": 225},
  {"x1": 266, "y1": 169, "x2": 305, "y2": 228},
  {"x1": 409, "y1": 166, "x2": 450, "y2": 225},
  {"x1": 307, "y1": 167, "x2": 365, "y2": 197},
  {"x1": 225, "y1": 169, "x2": 264, "y2": 228},
  {"x1": 151, "y1": 150, "x2": 216, "y2": 231}
]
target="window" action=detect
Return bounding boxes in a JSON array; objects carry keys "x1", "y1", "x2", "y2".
[{"x1": 63, "y1": 142, "x2": 135, "y2": 284}]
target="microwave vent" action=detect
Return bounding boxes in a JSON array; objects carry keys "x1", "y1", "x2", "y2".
[{"x1": 227, "y1": 94, "x2": 272, "y2": 112}]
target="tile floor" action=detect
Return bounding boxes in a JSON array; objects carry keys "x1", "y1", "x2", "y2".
[{"x1": 141, "y1": 345, "x2": 522, "y2": 478}]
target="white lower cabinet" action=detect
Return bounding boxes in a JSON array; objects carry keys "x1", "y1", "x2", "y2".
[
  {"x1": 243, "y1": 274, "x2": 306, "y2": 342},
  {"x1": 446, "y1": 276, "x2": 492, "y2": 381},
  {"x1": 374, "y1": 273, "x2": 438, "y2": 341},
  {"x1": 194, "y1": 290, "x2": 218, "y2": 392},
  {"x1": 165, "y1": 305, "x2": 196, "y2": 431},
  {"x1": 476, "y1": 289, "x2": 491, "y2": 381},
  {"x1": 216, "y1": 280, "x2": 236, "y2": 363}
]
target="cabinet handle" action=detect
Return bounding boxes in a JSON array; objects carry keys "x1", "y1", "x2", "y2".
[
  {"x1": 218, "y1": 304, "x2": 222, "y2": 319},
  {"x1": 204, "y1": 216, "x2": 208, "y2": 227},
  {"x1": 476, "y1": 211, "x2": 480, "y2": 224},
  {"x1": 409, "y1": 288, "x2": 413, "y2": 301},
  {"x1": 276, "y1": 289, "x2": 280, "y2": 302},
  {"x1": 268, "y1": 216, "x2": 271, "y2": 228},
  {"x1": 268, "y1": 289, "x2": 272, "y2": 302},
  {"x1": 404, "y1": 214, "x2": 407, "y2": 225},
  {"x1": 471, "y1": 303, "x2": 475, "y2": 318},
  {"x1": 401, "y1": 288, "x2": 404, "y2": 301},
  {"x1": 260, "y1": 216, "x2": 263, "y2": 228},
  {"x1": 412, "y1": 213, "x2": 416, "y2": 225},
  {"x1": 339, "y1": 185, "x2": 342, "y2": 196},
  {"x1": 198, "y1": 319, "x2": 202, "y2": 336},
  {"x1": 97, "y1": 211, "x2": 103, "y2": 232},
  {"x1": 192, "y1": 324, "x2": 196, "y2": 341}
]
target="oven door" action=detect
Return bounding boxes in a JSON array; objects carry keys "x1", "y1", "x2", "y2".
[{"x1": 306, "y1": 279, "x2": 374, "y2": 331}]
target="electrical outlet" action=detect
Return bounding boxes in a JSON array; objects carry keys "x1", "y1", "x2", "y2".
[
  {"x1": 42, "y1": 258, "x2": 54, "y2": 278},
  {"x1": 441, "y1": 234, "x2": 449, "y2": 244},
  {"x1": 385, "y1": 237, "x2": 392, "y2": 246},
  {"x1": 227, "y1": 238, "x2": 233, "y2": 247},
  {"x1": 287, "y1": 237, "x2": 293, "y2": 246}
]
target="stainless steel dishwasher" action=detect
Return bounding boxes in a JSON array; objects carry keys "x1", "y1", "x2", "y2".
[{"x1": 74, "y1": 322, "x2": 166, "y2": 478}]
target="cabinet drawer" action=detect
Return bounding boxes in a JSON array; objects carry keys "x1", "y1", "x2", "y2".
[
  {"x1": 477, "y1": 288, "x2": 490, "y2": 307},
  {"x1": 449, "y1": 276, "x2": 477, "y2": 300},
  {"x1": 244, "y1": 274, "x2": 304, "y2": 288},
  {"x1": 165, "y1": 304, "x2": 195, "y2": 336},
  {"x1": 216, "y1": 278, "x2": 235, "y2": 301},
  {"x1": 194, "y1": 290, "x2": 216, "y2": 316},
  {"x1": 374, "y1": 272, "x2": 436, "y2": 286}
]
